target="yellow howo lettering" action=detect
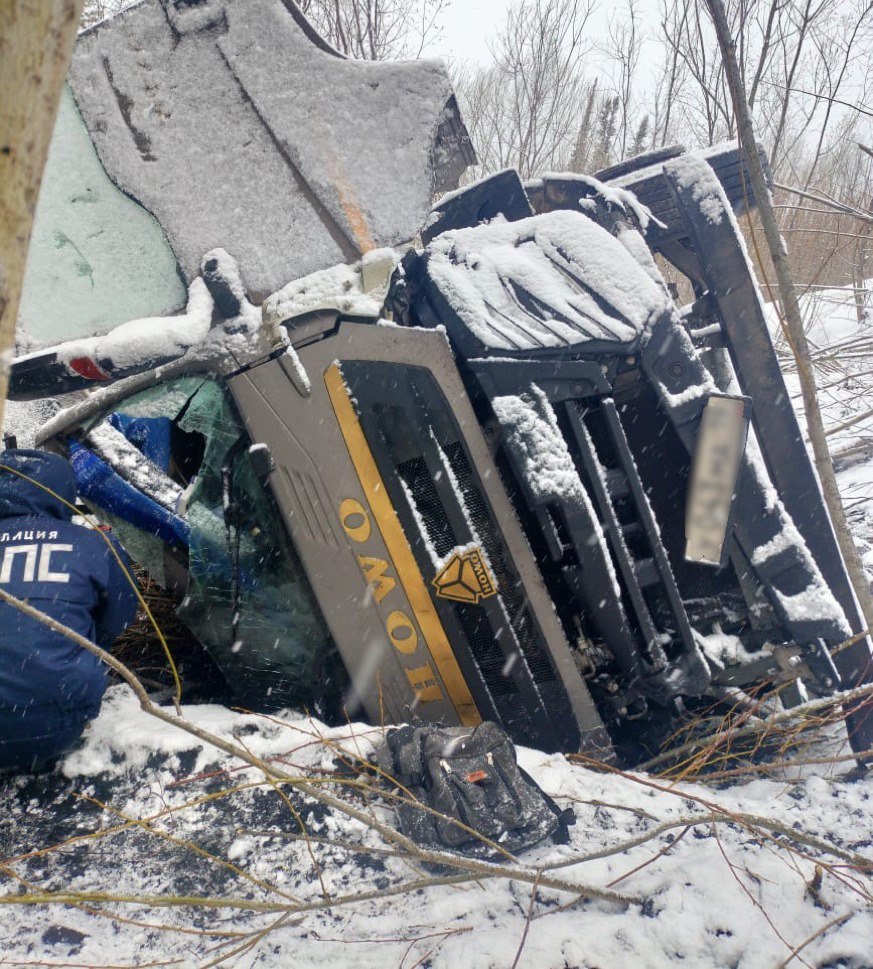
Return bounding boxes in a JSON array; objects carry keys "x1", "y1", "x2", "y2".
[{"x1": 339, "y1": 497, "x2": 445, "y2": 705}]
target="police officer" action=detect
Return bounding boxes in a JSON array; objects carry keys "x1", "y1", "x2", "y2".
[{"x1": 0, "y1": 448, "x2": 138, "y2": 773}]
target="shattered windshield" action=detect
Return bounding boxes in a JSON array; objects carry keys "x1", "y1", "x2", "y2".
[{"x1": 82, "y1": 376, "x2": 331, "y2": 709}]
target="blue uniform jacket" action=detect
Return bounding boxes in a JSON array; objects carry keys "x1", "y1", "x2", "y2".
[{"x1": 0, "y1": 449, "x2": 138, "y2": 721}]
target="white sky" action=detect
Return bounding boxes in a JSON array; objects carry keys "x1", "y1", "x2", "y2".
[
  {"x1": 426, "y1": 0, "x2": 663, "y2": 83},
  {"x1": 427, "y1": 0, "x2": 516, "y2": 64}
]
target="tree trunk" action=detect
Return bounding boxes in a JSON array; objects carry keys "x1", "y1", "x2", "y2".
[
  {"x1": 853, "y1": 238, "x2": 869, "y2": 327},
  {"x1": 0, "y1": 0, "x2": 84, "y2": 432},
  {"x1": 705, "y1": 0, "x2": 873, "y2": 756}
]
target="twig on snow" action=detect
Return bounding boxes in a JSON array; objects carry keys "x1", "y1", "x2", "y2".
[
  {"x1": 775, "y1": 911, "x2": 855, "y2": 968},
  {"x1": 510, "y1": 872, "x2": 542, "y2": 969}
]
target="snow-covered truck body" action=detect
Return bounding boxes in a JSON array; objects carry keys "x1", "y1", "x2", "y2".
[{"x1": 9, "y1": 0, "x2": 871, "y2": 761}]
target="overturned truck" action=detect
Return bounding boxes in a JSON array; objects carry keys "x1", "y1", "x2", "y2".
[{"x1": 10, "y1": 0, "x2": 872, "y2": 762}]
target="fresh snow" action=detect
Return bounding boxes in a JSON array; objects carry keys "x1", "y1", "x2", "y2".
[
  {"x1": 0, "y1": 685, "x2": 870, "y2": 967},
  {"x1": 776, "y1": 580, "x2": 856, "y2": 631},
  {"x1": 1, "y1": 397, "x2": 65, "y2": 451},
  {"x1": 751, "y1": 517, "x2": 810, "y2": 567},
  {"x1": 711, "y1": 355, "x2": 851, "y2": 636},
  {"x1": 263, "y1": 248, "x2": 399, "y2": 326},
  {"x1": 695, "y1": 626, "x2": 760, "y2": 668},
  {"x1": 400, "y1": 429, "x2": 501, "y2": 583},
  {"x1": 642, "y1": 157, "x2": 854, "y2": 637},
  {"x1": 280, "y1": 345, "x2": 312, "y2": 395},
  {"x1": 533, "y1": 171, "x2": 663, "y2": 232},
  {"x1": 492, "y1": 388, "x2": 622, "y2": 601},
  {"x1": 426, "y1": 210, "x2": 673, "y2": 352},
  {"x1": 492, "y1": 390, "x2": 590, "y2": 506},
  {"x1": 606, "y1": 140, "x2": 740, "y2": 200},
  {"x1": 85, "y1": 419, "x2": 183, "y2": 511},
  {"x1": 432, "y1": 167, "x2": 516, "y2": 209},
  {"x1": 764, "y1": 282, "x2": 873, "y2": 543},
  {"x1": 18, "y1": 264, "x2": 270, "y2": 451},
  {"x1": 658, "y1": 379, "x2": 713, "y2": 409},
  {"x1": 67, "y1": 0, "x2": 469, "y2": 299},
  {"x1": 399, "y1": 476, "x2": 442, "y2": 568},
  {"x1": 45, "y1": 276, "x2": 214, "y2": 373},
  {"x1": 664, "y1": 153, "x2": 727, "y2": 226}
]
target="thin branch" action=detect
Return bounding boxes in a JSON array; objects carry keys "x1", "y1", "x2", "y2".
[
  {"x1": 0, "y1": 587, "x2": 635, "y2": 908},
  {"x1": 775, "y1": 182, "x2": 873, "y2": 226},
  {"x1": 775, "y1": 911, "x2": 855, "y2": 968},
  {"x1": 634, "y1": 682, "x2": 873, "y2": 773},
  {"x1": 764, "y1": 83, "x2": 873, "y2": 120},
  {"x1": 510, "y1": 872, "x2": 541, "y2": 969}
]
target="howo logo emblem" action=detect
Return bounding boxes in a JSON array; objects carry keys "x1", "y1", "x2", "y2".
[{"x1": 433, "y1": 546, "x2": 497, "y2": 604}]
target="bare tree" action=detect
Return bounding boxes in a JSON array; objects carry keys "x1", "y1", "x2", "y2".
[
  {"x1": 651, "y1": 0, "x2": 873, "y2": 294},
  {"x1": 601, "y1": 0, "x2": 645, "y2": 162},
  {"x1": 297, "y1": 0, "x2": 448, "y2": 59},
  {"x1": 651, "y1": 0, "x2": 690, "y2": 148},
  {"x1": 80, "y1": 0, "x2": 132, "y2": 28},
  {"x1": 656, "y1": 0, "x2": 734, "y2": 145},
  {"x1": 654, "y1": 1, "x2": 873, "y2": 177},
  {"x1": 453, "y1": 0, "x2": 595, "y2": 180},
  {"x1": 797, "y1": 2, "x2": 873, "y2": 187},
  {"x1": 704, "y1": 0, "x2": 873, "y2": 637}
]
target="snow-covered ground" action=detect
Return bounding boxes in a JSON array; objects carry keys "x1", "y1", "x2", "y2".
[
  {"x1": 767, "y1": 284, "x2": 873, "y2": 570},
  {"x1": 1, "y1": 686, "x2": 870, "y2": 968}
]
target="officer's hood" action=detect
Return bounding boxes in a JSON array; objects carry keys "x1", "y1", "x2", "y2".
[{"x1": 0, "y1": 449, "x2": 76, "y2": 521}]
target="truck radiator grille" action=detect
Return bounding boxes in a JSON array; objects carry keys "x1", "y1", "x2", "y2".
[
  {"x1": 441, "y1": 441, "x2": 558, "y2": 689},
  {"x1": 343, "y1": 360, "x2": 573, "y2": 749},
  {"x1": 395, "y1": 453, "x2": 526, "y2": 706}
]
